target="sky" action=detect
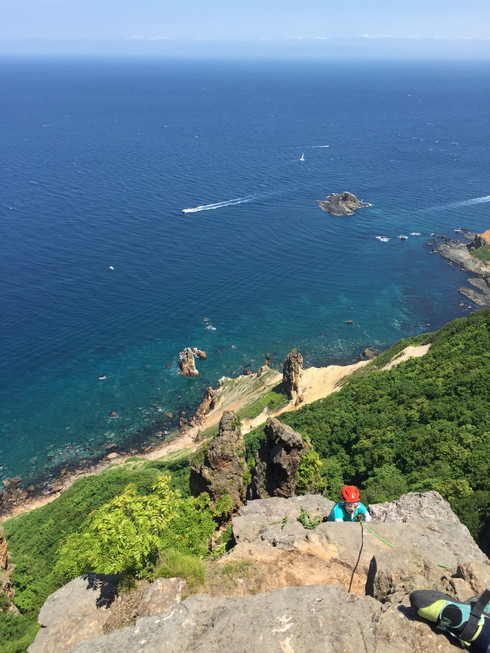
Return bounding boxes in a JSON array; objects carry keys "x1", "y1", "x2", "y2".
[{"x1": 1, "y1": 0, "x2": 490, "y2": 57}]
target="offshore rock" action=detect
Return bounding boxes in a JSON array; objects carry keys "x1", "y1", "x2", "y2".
[
  {"x1": 317, "y1": 191, "x2": 370, "y2": 216},
  {"x1": 178, "y1": 348, "x2": 199, "y2": 377},
  {"x1": 189, "y1": 410, "x2": 246, "y2": 509},
  {"x1": 192, "y1": 348, "x2": 207, "y2": 359},
  {"x1": 282, "y1": 350, "x2": 303, "y2": 400},
  {"x1": 250, "y1": 418, "x2": 305, "y2": 499}
]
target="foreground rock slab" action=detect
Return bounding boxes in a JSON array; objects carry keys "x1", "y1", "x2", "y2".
[{"x1": 71, "y1": 584, "x2": 456, "y2": 653}]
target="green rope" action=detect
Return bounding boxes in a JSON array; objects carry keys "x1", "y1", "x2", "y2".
[
  {"x1": 361, "y1": 521, "x2": 395, "y2": 547},
  {"x1": 360, "y1": 521, "x2": 452, "y2": 569}
]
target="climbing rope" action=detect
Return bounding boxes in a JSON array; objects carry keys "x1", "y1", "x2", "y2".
[
  {"x1": 360, "y1": 520, "x2": 451, "y2": 569},
  {"x1": 348, "y1": 520, "x2": 365, "y2": 593}
]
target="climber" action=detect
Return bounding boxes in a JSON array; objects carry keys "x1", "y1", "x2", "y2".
[
  {"x1": 328, "y1": 485, "x2": 372, "y2": 522},
  {"x1": 410, "y1": 588, "x2": 490, "y2": 652}
]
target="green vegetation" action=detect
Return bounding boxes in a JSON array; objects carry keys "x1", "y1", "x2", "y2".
[
  {"x1": 280, "y1": 309, "x2": 490, "y2": 537},
  {"x1": 237, "y1": 386, "x2": 288, "y2": 421},
  {"x1": 295, "y1": 448, "x2": 327, "y2": 495},
  {"x1": 152, "y1": 549, "x2": 206, "y2": 589},
  {"x1": 0, "y1": 613, "x2": 39, "y2": 653},
  {"x1": 3, "y1": 455, "x2": 191, "y2": 615},
  {"x1": 55, "y1": 475, "x2": 215, "y2": 580},
  {"x1": 297, "y1": 507, "x2": 322, "y2": 530},
  {"x1": 472, "y1": 244, "x2": 490, "y2": 264},
  {"x1": 2, "y1": 309, "x2": 490, "y2": 651}
]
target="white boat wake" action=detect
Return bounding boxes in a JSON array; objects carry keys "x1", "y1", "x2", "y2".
[
  {"x1": 445, "y1": 195, "x2": 490, "y2": 209},
  {"x1": 182, "y1": 190, "x2": 277, "y2": 214}
]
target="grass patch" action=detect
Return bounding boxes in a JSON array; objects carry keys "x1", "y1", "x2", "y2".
[
  {"x1": 152, "y1": 549, "x2": 206, "y2": 589},
  {"x1": 472, "y1": 244, "x2": 490, "y2": 264},
  {"x1": 237, "y1": 385, "x2": 289, "y2": 421}
]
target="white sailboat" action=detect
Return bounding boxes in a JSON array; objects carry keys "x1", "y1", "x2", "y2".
[{"x1": 300, "y1": 153, "x2": 305, "y2": 161}]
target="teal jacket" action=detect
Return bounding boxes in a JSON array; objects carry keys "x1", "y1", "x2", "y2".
[{"x1": 328, "y1": 501, "x2": 371, "y2": 522}]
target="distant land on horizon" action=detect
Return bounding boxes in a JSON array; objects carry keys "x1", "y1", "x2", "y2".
[{"x1": 1, "y1": 37, "x2": 490, "y2": 59}]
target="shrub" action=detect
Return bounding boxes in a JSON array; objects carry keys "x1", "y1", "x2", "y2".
[{"x1": 55, "y1": 476, "x2": 217, "y2": 580}]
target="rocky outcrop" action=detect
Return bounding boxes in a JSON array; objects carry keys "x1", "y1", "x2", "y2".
[
  {"x1": 193, "y1": 386, "x2": 215, "y2": 425},
  {"x1": 436, "y1": 235, "x2": 490, "y2": 306},
  {"x1": 0, "y1": 526, "x2": 14, "y2": 610},
  {"x1": 189, "y1": 410, "x2": 246, "y2": 508},
  {"x1": 178, "y1": 348, "x2": 199, "y2": 377},
  {"x1": 192, "y1": 348, "x2": 207, "y2": 360},
  {"x1": 250, "y1": 418, "x2": 305, "y2": 499},
  {"x1": 317, "y1": 191, "x2": 370, "y2": 216},
  {"x1": 71, "y1": 584, "x2": 457, "y2": 653},
  {"x1": 0, "y1": 526, "x2": 8, "y2": 570},
  {"x1": 358, "y1": 346, "x2": 379, "y2": 360},
  {"x1": 28, "y1": 576, "x2": 116, "y2": 653},
  {"x1": 282, "y1": 350, "x2": 303, "y2": 400},
  {"x1": 230, "y1": 493, "x2": 488, "y2": 600},
  {"x1": 28, "y1": 576, "x2": 187, "y2": 653},
  {"x1": 467, "y1": 229, "x2": 490, "y2": 251},
  {"x1": 31, "y1": 492, "x2": 490, "y2": 653}
]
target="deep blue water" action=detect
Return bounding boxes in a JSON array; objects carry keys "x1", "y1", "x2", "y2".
[{"x1": 1, "y1": 57, "x2": 489, "y2": 484}]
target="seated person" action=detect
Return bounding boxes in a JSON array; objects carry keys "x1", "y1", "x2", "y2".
[{"x1": 328, "y1": 485, "x2": 372, "y2": 522}]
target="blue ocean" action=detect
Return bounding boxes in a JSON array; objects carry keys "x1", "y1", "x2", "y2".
[{"x1": 1, "y1": 57, "x2": 489, "y2": 485}]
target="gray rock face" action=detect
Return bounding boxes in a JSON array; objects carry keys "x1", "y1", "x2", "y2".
[
  {"x1": 137, "y1": 578, "x2": 187, "y2": 618},
  {"x1": 317, "y1": 191, "x2": 370, "y2": 216},
  {"x1": 178, "y1": 348, "x2": 199, "y2": 377},
  {"x1": 28, "y1": 576, "x2": 115, "y2": 653},
  {"x1": 230, "y1": 492, "x2": 488, "y2": 600},
  {"x1": 33, "y1": 493, "x2": 490, "y2": 653},
  {"x1": 233, "y1": 495, "x2": 334, "y2": 544},
  {"x1": 250, "y1": 418, "x2": 305, "y2": 499},
  {"x1": 189, "y1": 410, "x2": 246, "y2": 508},
  {"x1": 71, "y1": 584, "x2": 456, "y2": 653},
  {"x1": 368, "y1": 491, "x2": 462, "y2": 524},
  {"x1": 29, "y1": 576, "x2": 187, "y2": 653},
  {"x1": 282, "y1": 350, "x2": 303, "y2": 400}
]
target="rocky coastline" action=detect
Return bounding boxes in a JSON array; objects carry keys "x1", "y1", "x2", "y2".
[
  {"x1": 433, "y1": 230, "x2": 490, "y2": 307},
  {"x1": 0, "y1": 342, "x2": 431, "y2": 522}
]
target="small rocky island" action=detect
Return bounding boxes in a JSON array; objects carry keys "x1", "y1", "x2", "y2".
[{"x1": 317, "y1": 191, "x2": 371, "y2": 216}]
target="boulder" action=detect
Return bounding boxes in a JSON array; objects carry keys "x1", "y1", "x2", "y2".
[
  {"x1": 28, "y1": 575, "x2": 118, "y2": 653},
  {"x1": 71, "y1": 584, "x2": 456, "y2": 653},
  {"x1": 317, "y1": 191, "x2": 370, "y2": 216},
  {"x1": 189, "y1": 410, "x2": 247, "y2": 508},
  {"x1": 178, "y1": 348, "x2": 199, "y2": 377},
  {"x1": 250, "y1": 418, "x2": 305, "y2": 499},
  {"x1": 282, "y1": 350, "x2": 303, "y2": 400}
]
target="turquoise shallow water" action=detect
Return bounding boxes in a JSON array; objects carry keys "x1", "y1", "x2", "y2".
[{"x1": 1, "y1": 58, "x2": 490, "y2": 484}]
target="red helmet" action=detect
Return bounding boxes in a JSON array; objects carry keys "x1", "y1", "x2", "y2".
[{"x1": 341, "y1": 485, "x2": 360, "y2": 502}]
